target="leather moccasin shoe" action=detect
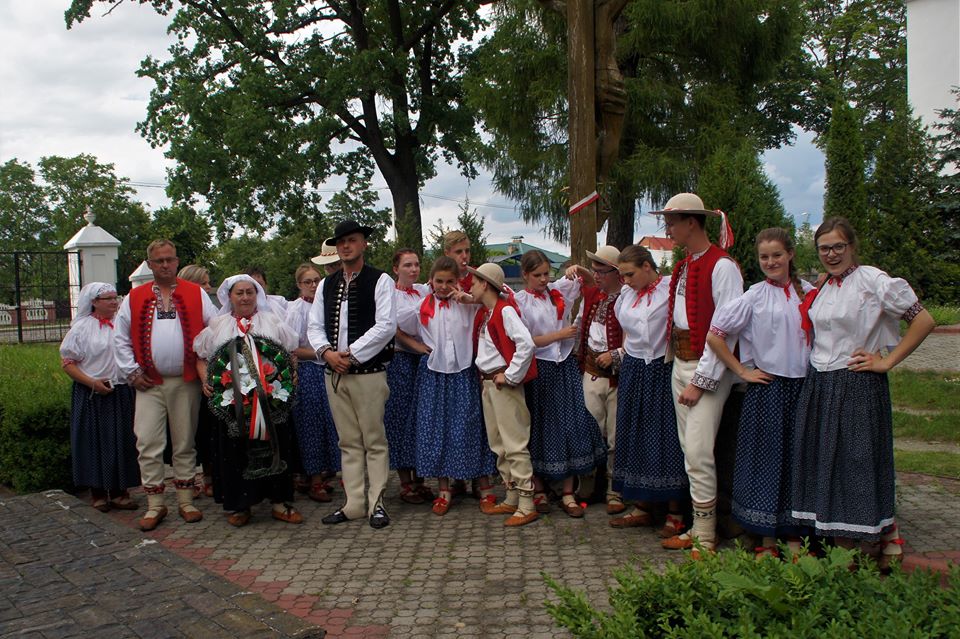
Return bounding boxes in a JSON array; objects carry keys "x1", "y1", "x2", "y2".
[
  {"x1": 561, "y1": 501, "x2": 585, "y2": 518},
  {"x1": 272, "y1": 505, "x2": 303, "y2": 524},
  {"x1": 504, "y1": 511, "x2": 539, "y2": 527},
  {"x1": 321, "y1": 509, "x2": 351, "y2": 525},
  {"x1": 606, "y1": 500, "x2": 627, "y2": 515},
  {"x1": 369, "y1": 505, "x2": 390, "y2": 529},
  {"x1": 178, "y1": 505, "x2": 203, "y2": 523},
  {"x1": 227, "y1": 510, "x2": 251, "y2": 527},
  {"x1": 480, "y1": 500, "x2": 518, "y2": 516},
  {"x1": 609, "y1": 510, "x2": 653, "y2": 528},
  {"x1": 138, "y1": 506, "x2": 168, "y2": 532},
  {"x1": 662, "y1": 534, "x2": 695, "y2": 550}
]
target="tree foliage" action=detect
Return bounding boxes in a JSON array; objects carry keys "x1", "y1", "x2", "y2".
[
  {"x1": 931, "y1": 89, "x2": 960, "y2": 303},
  {"x1": 823, "y1": 100, "x2": 869, "y2": 231},
  {"x1": 466, "y1": 0, "x2": 804, "y2": 246},
  {"x1": 66, "y1": 0, "x2": 489, "y2": 252},
  {"x1": 697, "y1": 142, "x2": 794, "y2": 285}
]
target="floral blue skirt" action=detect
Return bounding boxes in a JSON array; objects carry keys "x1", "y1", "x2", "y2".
[
  {"x1": 611, "y1": 355, "x2": 687, "y2": 501},
  {"x1": 292, "y1": 361, "x2": 341, "y2": 475},
  {"x1": 525, "y1": 356, "x2": 607, "y2": 480},
  {"x1": 731, "y1": 375, "x2": 805, "y2": 536},
  {"x1": 415, "y1": 363, "x2": 496, "y2": 480},
  {"x1": 789, "y1": 368, "x2": 895, "y2": 540},
  {"x1": 384, "y1": 350, "x2": 423, "y2": 470}
]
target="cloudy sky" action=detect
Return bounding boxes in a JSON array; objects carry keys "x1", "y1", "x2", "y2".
[{"x1": 0, "y1": 2, "x2": 825, "y2": 256}]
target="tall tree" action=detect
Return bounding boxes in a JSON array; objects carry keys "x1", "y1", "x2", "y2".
[
  {"x1": 932, "y1": 89, "x2": 960, "y2": 303},
  {"x1": 466, "y1": 0, "x2": 803, "y2": 248},
  {"x1": 66, "y1": 0, "x2": 488, "y2": 253},
  {"x1": 148, "y1": 204, "x2": 213, "y2": 269},
  {"x1": 822, "y1": 100, "x2": 869, "y2": 234},
  {"x1": 697, "y1": 142, "x2": 794, "y2": 285},
  {"x1": 0, "y1": 160, "x2": 49, "y2": 253}
]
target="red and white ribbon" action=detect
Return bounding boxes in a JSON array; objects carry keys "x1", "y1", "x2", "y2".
[{"x1": 568, "y1": 190, "x2": 599, "y2": 216}]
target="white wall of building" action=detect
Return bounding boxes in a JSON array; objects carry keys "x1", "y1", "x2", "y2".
[{"x1": 907, "y1": 0, "x2": 960, "y2": 130}]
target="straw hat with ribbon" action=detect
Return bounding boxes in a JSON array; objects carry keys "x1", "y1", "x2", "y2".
[
  {"x1": 584, "y1": 245, "x2": 621, "y2": 269},
  {"x1": 310, "y1": 240, "x2": 339, "y2": 266},
  {"x1": 649, "y1": 192, "x2": 735, "y2": 250},
  {"x1": 465, "y1": 263, "x2": 508, "y2": 297}
]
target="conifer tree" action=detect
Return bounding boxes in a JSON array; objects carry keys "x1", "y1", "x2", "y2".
[{"x1": 823, "y1": 100, "x2": 869, "y2": 246}]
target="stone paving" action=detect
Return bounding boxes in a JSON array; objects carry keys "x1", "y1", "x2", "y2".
[
  {"x1": 0, "y1": 491, "x2": 323, "y2": 639},
  {"x1": 1, "y1": 470, "x2": 954, "y2": 639},
  {"x1": 901, "y1": 330, "x2": 960, "y2": 372}
]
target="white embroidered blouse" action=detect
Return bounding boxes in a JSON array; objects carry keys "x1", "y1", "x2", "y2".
[
  {"x1": 613, "y1": 276, "x2": 672, "y2": 363},
  {"x1": 514, "y1": 276, "x2": 581, "y2": 362}
]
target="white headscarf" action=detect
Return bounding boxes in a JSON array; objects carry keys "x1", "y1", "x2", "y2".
[
  {"x1": 73, "y1": 282, "x2": 117, "y2": 326},
  {"x1": 216, "y1": 274, "x2": 268, "y2": 316}
]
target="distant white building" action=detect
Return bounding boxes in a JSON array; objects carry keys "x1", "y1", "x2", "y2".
[
  {"x1": 907, "y1": 0, "x2": 960, "y2": 131},
  {"x1": 638, "y1": 236, "x2": 676, "y2": 269}
]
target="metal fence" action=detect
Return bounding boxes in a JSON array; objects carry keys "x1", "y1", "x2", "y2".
[{"x1": 0, "y1": 251, "x2": 81, "y2": 344}]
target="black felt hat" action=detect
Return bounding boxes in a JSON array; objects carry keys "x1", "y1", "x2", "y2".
[{"x1": 326, "y1": 220, "x2": 374, "y2": 244}]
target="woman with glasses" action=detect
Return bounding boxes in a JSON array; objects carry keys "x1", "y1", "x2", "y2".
[
  {"x1": 60, "y1": 282, "x2": 140, "y2": 511},
  {"x1": 385, "y1": 248, "x2": 435, "y2": 504},
  {"x1": 789, "y1": 217, "x2": 934, "y2": 571},
  {"x1": 285, "y1": 260, "x2": 341, "y2": 503}
]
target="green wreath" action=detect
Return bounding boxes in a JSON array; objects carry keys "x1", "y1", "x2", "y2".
[{"x1": 207, "y1": 335, "x2": 296, "y2": 440}]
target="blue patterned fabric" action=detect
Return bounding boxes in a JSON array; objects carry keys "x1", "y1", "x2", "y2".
[
  {"x1": 384, "y1": 350, "x2": 423, "y2": 470},
  {"x1": 525, "y1": 356, "x2": 607, "y2": 480},
  {"x1": 70, "y1": 382, "x2": 140, "y2": 491},
  {"x1": 731, "y1": 375, "x2": 805, "y2": 536},
  {"x1": 415, "y1": 363, "x2": 496, "y2": 480},
  {"x1": 292, "y1": 361, "x2": 341, "y2": 474},
  {"x1": 611, "y1": 355, "x2": 687, "y2": 501},
  {"x1": 789, "y1": 368, "x2": 895, "y2": 540}
]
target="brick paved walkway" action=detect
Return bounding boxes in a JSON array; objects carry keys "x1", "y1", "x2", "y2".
[
  {"x1": 3, "y1": 473, "x2": 958, "y2": 639},
  {"x1": 900, "y1": 331, "x2": 960, "y2": 371}
]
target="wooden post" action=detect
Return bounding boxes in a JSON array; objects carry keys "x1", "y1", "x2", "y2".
[{"x1": 567, "y1": 0, "x2": 598, "y2": 264}]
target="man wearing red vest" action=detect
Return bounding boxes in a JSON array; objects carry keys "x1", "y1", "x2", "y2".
[
  {"x1": 115, "y1": 240, "x2": 216, "y2": 531},
  {"x1": 569, "y1": 245, "x2": 625, "y2": 515},
  {"x1": 468, "y1": 263, "x2": 539, "y2": 527},
  {"x1": 652, "y1": 193, "x2": 743, "y2": 556}
]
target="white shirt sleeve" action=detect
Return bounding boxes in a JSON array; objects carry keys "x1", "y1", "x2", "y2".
[
  {"x1": 113, "y1": 295, "x2": 139, "y2": 379},
  {"x1": 693, "y1": 258, "x2": 744, "y2": 388},
  {"x1": 307, "y1": 281, "x2": 331, "y2": 354},
  {"x1": 348, "y1": 273, "x2": 398, "y2": 364},
  {"x1": 502, "y1": 306, "x2": 535, "y2": 386}
]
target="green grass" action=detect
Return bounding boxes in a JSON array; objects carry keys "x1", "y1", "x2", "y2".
[
  {"x1": 893, "y1": 411, "x2": 960, "y2": 444},
  {"x1": 928, "y1": 305, "x2": 960, "y2": 327},
  {"x1": 895, "y1": 450, "x2": 960, "y2": 480},
  {"x1": 889, "y1": 369, "x2": 960, "y2": 412}
]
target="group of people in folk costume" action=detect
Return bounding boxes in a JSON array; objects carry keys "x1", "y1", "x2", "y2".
[{"x1": 61, "y1": 192, "x2": 935, "y2": 568}]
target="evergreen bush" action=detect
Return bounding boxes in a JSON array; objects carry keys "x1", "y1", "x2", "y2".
[
  {"x1": 0, "y1": 344, "x2": 72, "y2": 492},
  {"x1": 546, "y1": 546, "x2": 959, "y2": 638}
]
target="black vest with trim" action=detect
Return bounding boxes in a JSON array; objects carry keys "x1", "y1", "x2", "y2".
[{"x1": 322, "y1": 264, "x2": 394, "y2": 374}]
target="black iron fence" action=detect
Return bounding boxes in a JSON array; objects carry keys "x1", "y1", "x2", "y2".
[{"x1": 0, "y1": 251, "x2": 81, "y2": 344}]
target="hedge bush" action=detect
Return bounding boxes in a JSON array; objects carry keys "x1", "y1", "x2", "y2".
[
  {"x1": 546, "y1": 546, "x2": 960, "y2": 638},
  {"x1": 0, "y1": 344, "x2": 73, "y2": 492}
]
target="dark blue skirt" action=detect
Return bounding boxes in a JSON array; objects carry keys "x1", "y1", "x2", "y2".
[
  {"x1": 384, "y1": 350, "x2": 423, "y2": 470},
  {"x1": 731, "y1": 375, "x2": 805, "y2": 536},
  {"x1": 611, "y1": 355, "x2": 687, "y2": 501},
  {"x1": 526, "y1": 356, "x2": 607, "y2": 480},
  {"x1": 70, "y1": 382, "x2": 140, "y2": 491},
  {"x1": 415, "y1": 363, "x2": 497, "y2": 480},
  {"x1": 789, "y1": 368, "x2": 895, "y2": 540},
  {"x1": 292, "y1": 361, "x2": 341, "y2": 475}
]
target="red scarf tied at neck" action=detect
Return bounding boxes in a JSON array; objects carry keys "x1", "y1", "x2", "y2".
[
  {"x1": 419, "y1": 294, "x2": 451, "y2": 326},
  {"x1": 526, "y1": 288, "x2": 565, "y2": 320}
]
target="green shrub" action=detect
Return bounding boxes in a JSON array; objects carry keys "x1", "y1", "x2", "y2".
[
  {"x1": 546, "y1": 546, "x2": 960, "y2": 638},
  {"x1": 0, "y1": 344, "x2": 73, "y2": 492}
]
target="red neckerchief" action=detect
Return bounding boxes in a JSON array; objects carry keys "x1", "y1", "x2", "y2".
[
  {"x1": 525, "y1": 287, "x2": 565, "y2": 320},
  {"x1": 396, "y1": 283, "x2": 421, "y2": 297},
  {"x1": 827, "y1": 265, "x2": 858, "y2": 287},
  {"x1": 765, "y1": 277, "x2": 792, "y2": 299},
  {"x1": 798, "y1": 289, "x2": 819, "y2": 346},
  {"x1": 234, "y1": 314, "x2": 254, "y2": 335},
  {"x1": 419, "y1": 294, "x2": 451, "y2": 326},
  {"x1": 94, "y1": 314, "x2": 114, "y2": 329},
  {"x1": 631, "y1": 275, "x2": 663, "y2": 308}
]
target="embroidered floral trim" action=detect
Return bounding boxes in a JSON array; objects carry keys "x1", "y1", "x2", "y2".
[
  {"x1": 691, "y1": 372, "x2": 718, "y2": 392},
  {"x1": 827, "y1": 265, "x2": 859, "y2": 286},
  {"x1": 61, "y1": 358, "x2": 80, "y2": 368},
  {"x1": 708, "y1": 326, "x2": 727, "y2": 339},
  {"x1": 609, "y1": 348, "x2": 623, "y2": 374},
  {"x1": 143, "y1": 484, "x2": 166, "y2": 494},
  {"x1": 173, "y1": 478, "x2": 195, "y2": 489},
  {"x1": 902, "y1": 301, "x2": 924, "y2": 323}
]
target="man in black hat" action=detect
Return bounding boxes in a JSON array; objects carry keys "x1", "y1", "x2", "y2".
[{"x1": 307, "y1": 220, "x2": 397, "y2": 528}]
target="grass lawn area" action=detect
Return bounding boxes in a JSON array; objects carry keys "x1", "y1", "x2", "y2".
[
  {"x1": 895, "y1": 450, "x2": 960, "y2": 480},
  {"x1": 890, "y1": 369, "x2": 960, "y2": 478}
]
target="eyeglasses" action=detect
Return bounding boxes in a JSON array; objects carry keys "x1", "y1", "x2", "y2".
[
  {"x1": 95, "y1": 296, "x2": 119, "y2": 301},
  {"x1": 299, "y1": 278, "x2": 321, "y2": 285},
  {"x1": 592, "y1": 267, "x2": 617, "y2": 276},
  {"x1": 816, "y1": 242, "x2": 849, "y2": 256},
  {"x1": 148, "y1": 257, "x2": 179, "y2": 265}
]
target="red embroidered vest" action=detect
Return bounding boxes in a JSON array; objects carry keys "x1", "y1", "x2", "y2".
[
  {"x1": 577, "y1": 285, "x2": 623, "y2": 384},
  {"x1": 667, "y1": 244, "x2": 733, "y2": 358},
  {"x1": 128, "y1": 278, "x2": 204, "y2": 384},
  {"x1": 472, "y1": 300, "x2": 538, "y2": 384}
]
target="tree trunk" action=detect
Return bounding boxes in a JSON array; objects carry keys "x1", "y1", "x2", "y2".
[
  {"x1": 567, "y1": 0, "x2": 598, "y2": 264},
  {"x1": 605, "y1": 178, "x2": 636, "y2": 249},
  {"x1": 370, "y1": 141, "x2": 425, "y2": 255}
]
